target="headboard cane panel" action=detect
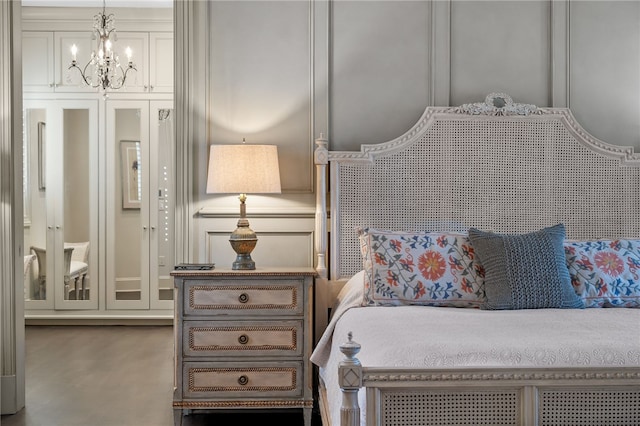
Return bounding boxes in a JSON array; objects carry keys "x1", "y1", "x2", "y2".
[{"x1": 314, "y1": 93, "x2": 640, "y2": 281}]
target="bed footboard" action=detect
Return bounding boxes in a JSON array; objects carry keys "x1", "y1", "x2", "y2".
[{"x1": 338, "y1": 334, "x2": 640, "y2": 426}]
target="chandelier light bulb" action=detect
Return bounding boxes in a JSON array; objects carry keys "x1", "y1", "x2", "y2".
[{"x1": 70, "y1": 44, "x2": 78, "y2": 61}]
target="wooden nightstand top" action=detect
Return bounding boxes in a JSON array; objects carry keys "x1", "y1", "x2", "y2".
[{"x1": 170, "y1": 267, "x2": 317, "y2": 278}]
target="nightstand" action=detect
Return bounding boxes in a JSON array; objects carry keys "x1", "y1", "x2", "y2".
[{"x1": 172, "y1": 267, "x2": 316, "y2": 426}]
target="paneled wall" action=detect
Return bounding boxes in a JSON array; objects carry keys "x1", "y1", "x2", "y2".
[{"x1": 191, "y1": 0, "x2": 640, "y2": 268}]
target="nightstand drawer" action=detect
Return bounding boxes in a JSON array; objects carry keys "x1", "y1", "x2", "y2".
[
  {"x1": 183, "y1": 320, "x2": 303, "y2": 357},
  {"x1": 183, "y1": 361, "x2": 303, "y2": 398},
  {"x1": 183, "y1": 279, "x2": 304, "y2": 316}
]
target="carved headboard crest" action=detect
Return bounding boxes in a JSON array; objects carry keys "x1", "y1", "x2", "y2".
[{"x1": 452, "y1": 92, "x2": 542, "y2": 116}]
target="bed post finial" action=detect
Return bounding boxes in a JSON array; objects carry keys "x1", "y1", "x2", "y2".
[{"x1": 339, "y1": 332, "x2": 362, "y2": 426}]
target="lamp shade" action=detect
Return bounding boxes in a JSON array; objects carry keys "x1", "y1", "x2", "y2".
[{"x1": 206, "y1": 144, "x2": 282, "y2": 194}]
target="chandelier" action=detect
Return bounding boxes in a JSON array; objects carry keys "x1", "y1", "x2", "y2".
[{"x1": 68, "y1": 0, "x2": 136, "y2": 93}]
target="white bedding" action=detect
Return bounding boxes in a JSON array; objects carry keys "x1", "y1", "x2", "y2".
[{"x1": 310, "y1": 271, "x2": 640, "y2": 426}]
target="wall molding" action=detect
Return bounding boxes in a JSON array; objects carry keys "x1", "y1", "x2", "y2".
[
  {"x1": 1, "y1": 0, "x2": 25, "y2": 415},
  {"x1": 174, "y1": 0, "x2": 209, "y2": 263},
  {"x1": 550, "y1": 0, "x2": 570, "y2": 107},
  {"x1": 21, "y1": 6, "x2": 172, "y2": 32},
  {"x1": 312, "y1": 0, "x2": 330, "y2": 143},
  {"x1": 431, "y1": 0, "x2": 451, "y2": 106},
  {"x1": 198, "y1": 206, "x2": 315, "y2": 219}
]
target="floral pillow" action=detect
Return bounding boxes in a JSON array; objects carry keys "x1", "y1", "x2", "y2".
[
  {"x1": 357, "y1": 227, "x2": 486, "y2": 307},
  {"x1": 564, "y1": 239, "x2": 640, "y2": 308}
]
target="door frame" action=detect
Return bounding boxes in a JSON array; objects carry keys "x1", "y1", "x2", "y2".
[{"x1": 1, "y1": 0, "x2": 25, "y2": 415}]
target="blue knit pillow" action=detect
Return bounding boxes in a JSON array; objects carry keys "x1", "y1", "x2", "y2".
[{"x1": 468, "y1": 224, "x2": 584, "y2": 310}]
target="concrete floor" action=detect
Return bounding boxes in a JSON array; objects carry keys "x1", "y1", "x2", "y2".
[{"x1": 1, "y1": 326, "x2": 319, "y2": 426}]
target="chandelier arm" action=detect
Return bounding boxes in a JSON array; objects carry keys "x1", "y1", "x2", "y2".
[
  {"x1": 107, "y1": 70, "x2": 121, "y2": 90},
  {"x1": 82, "y1": 61, "x2": 102, "y2": 88},
  {"x1": 67, "y1": 62, "x2": 99, "y2": 89},
  {"x1": 108, "y1": 63, "x2": 136, "y2": 90}
]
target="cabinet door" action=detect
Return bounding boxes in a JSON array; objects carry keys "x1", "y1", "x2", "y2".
[
  {"x1": 22, "y1": 32, "x2": 54, "y2": 93},
  {"x1": 113, "y1": 32, "x2": 149, "y2": 93},
  {"x1": 150, "y1": 101, "x2": 175, "y2": 309},
  {"x1": 106, "y1": 100, "x2": 175, "y2": 311},
  {"x1": 106, "y1": 100, "x2": 150, "y2": 309},
  {"x1": 149, "y1": 32, "x2": 174, "y2": 93},
  {"x1": 54, "y1": 32, "x2": 97, "y2": 93},
  {"x1": 23, "y1": 100, "x2": 99, "y2": 311}
]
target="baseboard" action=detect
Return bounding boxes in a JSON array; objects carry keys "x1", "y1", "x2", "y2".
[
  {"x1": 1, "y1": 375, "x2": 22, "y2": 415},
  {"x1": 25, "y1": 317, "x2": 173, "y2": 326}
]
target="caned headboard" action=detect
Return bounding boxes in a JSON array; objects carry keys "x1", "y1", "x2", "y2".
[{"x1": 314, "y1": 93, "x2": 640, "y2": 287}]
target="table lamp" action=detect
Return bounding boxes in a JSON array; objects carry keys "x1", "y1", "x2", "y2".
[{"x1": 206, "y1": 143, "x2": 282, "y2": 270}]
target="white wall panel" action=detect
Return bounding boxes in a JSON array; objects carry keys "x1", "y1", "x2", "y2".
[
  {"x1": 569, "y1": 1, "x2": 640, "y2": 151},
  {"x1": 208, "y1": 1, "x2": 312, "y2": 192},
  {"x1": 450, "y1": 1, "x2": 550, "y2": 107},
  {"x1": 203, "y1": 216, "x2": 315, "y2": 269},
  {"x1": 330, "y1": 0, "x2": 431, "y2": 150}
]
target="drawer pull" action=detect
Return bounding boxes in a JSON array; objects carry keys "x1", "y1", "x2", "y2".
[
  {"x1": 237, "y1": 375, "x2": 249, "y2": 386},
  {"x1": 238, "y1": 293, "x2": 249, "y2": 303},
  {"x1": 238, "y1": 334, "x2": 249, "y2": 344}
]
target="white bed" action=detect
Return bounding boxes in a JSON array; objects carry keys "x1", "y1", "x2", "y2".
[{"x1": 310, "y1": 93, "x2": 640, "y2": 426}]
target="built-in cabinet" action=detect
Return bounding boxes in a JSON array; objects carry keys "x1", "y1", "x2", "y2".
[
  {"x1": 22, "y1": 9, "x2": 174, "y2": 319},
  {"x1": 23, "y1": 98, "x2": 175, "y2": 317},
  {"x1": 22, "y1": 30, "x2": 173, "y2": 94}
]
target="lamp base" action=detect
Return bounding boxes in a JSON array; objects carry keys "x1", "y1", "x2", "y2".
[
  {"x1": 232, "y1": 253, "x2": 256, "y2": 270},
  {"x1": 229, "y1": 218, "x2": 258, "y2": 270}
]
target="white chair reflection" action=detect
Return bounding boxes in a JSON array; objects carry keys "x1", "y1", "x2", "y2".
[
  {"x1": 65, "y1": 242, "x2": 90, "y2": 300},
  {"x1": 30, "y1": 242, "x2": 89, "y2": 300},
  {"x1": 23, "y1": 254, "x2": 36, "y2": 300}
]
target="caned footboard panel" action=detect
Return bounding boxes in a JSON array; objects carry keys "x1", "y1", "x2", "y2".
[
  {"x1": 374, "y1": 387, "x2": 521, "y2": 425},
  {"x1": 538, "y1": 387, "x2": 640, "y2": 425},
  {"x1": 360, "y1": 368, "x2": 640, "y2": 426}
]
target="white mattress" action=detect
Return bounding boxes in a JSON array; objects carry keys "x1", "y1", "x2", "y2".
[{"x1": 310, "y1": 271, "x2": 640, "y2": 426}]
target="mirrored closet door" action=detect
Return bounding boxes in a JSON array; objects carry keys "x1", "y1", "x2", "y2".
[
  {"x1": 23, "y1": 99, "x2": 99, "y2": 311},
  {"x1": 106, "y1": 100, "x2": 175, "y2": 310}
]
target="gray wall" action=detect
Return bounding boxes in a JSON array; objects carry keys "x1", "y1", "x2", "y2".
[
  {"x1": 205, "y1": 0, "x2": 640, "y2": 163},
  {"x1": 195, "y1": 0, "x2": 640, "y2": 265}
]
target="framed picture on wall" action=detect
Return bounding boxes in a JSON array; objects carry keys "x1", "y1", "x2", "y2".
[{"x1": 120, "y1": 140, "x2": 141, "y2": 209}]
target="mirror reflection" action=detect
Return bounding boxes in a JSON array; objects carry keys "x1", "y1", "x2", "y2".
[
  {"x1": 157, "y1": 108, "x2": 175, "y2": 302},
  {"x1": 114, "y1": 109, "x2": 143, "y2": 301},
  {"x1": 23, "y1": 105, "x2": 94, "y2": 305}
]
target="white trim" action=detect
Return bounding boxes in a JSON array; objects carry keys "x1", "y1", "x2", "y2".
[
  {"x1": 198, "y1": 206, "x2": 315, "y2": 219},
  {"x1": 312, "y1": 0, "x2": 330, "y2": 144},
  {"x1": 431, "y1": 0, "x2": 450, "y2": 106},
  {"x1": 1, "y1": 0, "x2": 25, "y2": 415},
  {"x1": 174, "y1": 0, "x2": 208, "y2": 264},
  {"x1": 21, "y1": 6, "x2": 172, "y2": 32},
  {"x1": 551, "y1": 0, "x2": 570, "y2": 107}
]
